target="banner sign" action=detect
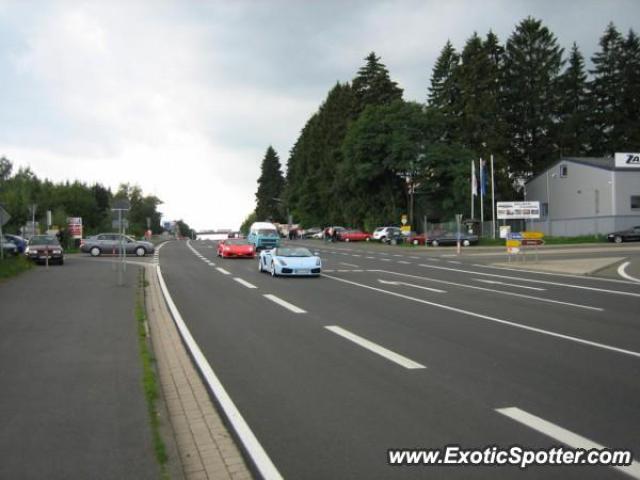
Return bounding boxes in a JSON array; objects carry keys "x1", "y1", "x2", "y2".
[
  {"x1": 497, "y1": 201, "x2": 541, "y2": 220},
  {"x1": 615, "y1": 153, "x2": 640, "y2": 168},
  {"x1": 67, "y1": 217, "x2": 83, "y2": 239}
]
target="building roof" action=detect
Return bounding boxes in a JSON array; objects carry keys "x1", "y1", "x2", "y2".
[{"x1": 526, "y1": 156, "x2": 638, "y2": 184}]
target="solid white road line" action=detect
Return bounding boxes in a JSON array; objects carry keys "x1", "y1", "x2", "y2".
[
  {"x1": 618, "y1": 262, "x2": 640, "y2": 283},
  {"x1": 419, "y1": 263, "x2": 640, "y2": 298},
  {"x1": 383, "y1": 269, "x2": 602, "y2": 311},
  {"x1": 322, "y1": 274, "x2": 640, "y2": 359},
  {"x1": 473, "y1": 278, "x2": 546, "y2": 291},
  {"x1": 325, "y1": 326, "x2": 426, "y2": 369},
  {"x1": 234, "y1": 278, "x2": 258, "y2": 289},
  {"x1": 156, "y1": 266, "x2": 283, "y2": 480},
  {"x1": 378, "y1": 279, "x2": 446, "y2": 293},
  {"x1": 263, "y1": 294, "x2": 307, "y2": 314},
  {"x1": 496, "y1": 407, "x2": 640, "y2": 479},
  {"x1": 216, "y1": 267, "x2": 231, "y2": 275}
]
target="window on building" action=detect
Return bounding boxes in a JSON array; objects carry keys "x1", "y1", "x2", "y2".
[
  {"x1": 631, "y1": 196, "x2": 640, "y2": 210},
  {"x1": 559, "y1": 165, "x2": 568, "y2": 177},
  {"x1": 541, "y1": 202, "x2": 549, "y2": 218}
]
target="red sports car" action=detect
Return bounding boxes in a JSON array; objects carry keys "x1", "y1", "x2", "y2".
[
  {"x1": 339, "y1": 230, "x2": 372, "y2": 242},
  {"x1": 217, "y1": 239, "x2": 256, "y2": 258}
]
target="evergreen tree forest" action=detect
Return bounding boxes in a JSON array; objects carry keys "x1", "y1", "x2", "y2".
[
  {"x1": 252, "y1": 18, "x2": 640, "y2": 232},
  {"x1": 0, "y1": 156, "x2": 174, "y2": 242}
]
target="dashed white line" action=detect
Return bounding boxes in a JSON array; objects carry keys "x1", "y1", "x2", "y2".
[
  {"x1": 234, "y1": 278, "x2": 257, "y2": 289},
  {"x1": 263, "y1": 294, "x2": 306, "y2": 314},
  {"x1": 216, "y1": 267, "x2": 231, "y2": 275},
  {"x1": 397, "y1": 260, "x2": 410, "y2": 265},
  {"x1": 325, "y1": 326, "x2": 426, "y2": 369},
  {"x1": 380, "y1": 258, "x2": 391, "y2": 262},
  {"x1": 496, "y1": 407, "x2": 640, "y2": 479},
  {"x1": 340, "y1": 262, "x2": 359, "y2": 268},
  {"x1": 378, "y1": 279, "x2": 446, "y2": 293},
  {"x1": 473, "y1": 279, "x2": 546, "y2": 291},
  {"x1": 366, "y1": 256, "x2": 376, "y2": 259}
]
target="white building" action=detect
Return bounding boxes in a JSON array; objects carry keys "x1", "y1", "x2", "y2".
[{"x1": 524, "y1": 154, "x2": 640, "y2": 236}]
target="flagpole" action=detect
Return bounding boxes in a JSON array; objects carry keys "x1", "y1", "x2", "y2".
[
  {"x1": 479, "y1": 158, "x2": 484, "y2": 237},
  {"x1": 490, "y1": 154, "x2": 496, "y2": 239},
  {"x1": 470, "y1": 160, "x2": 474, "y2": 220}
]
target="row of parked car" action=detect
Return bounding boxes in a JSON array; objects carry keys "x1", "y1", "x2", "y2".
[
  {"x1": 1, "y1": 234, "x2": 66, "y2": 264},
  {"x1": 308, "y1": 226, "x2": 479, "y2": 247}
]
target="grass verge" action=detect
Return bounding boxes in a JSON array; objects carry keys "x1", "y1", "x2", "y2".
[
  {"x1": 136, "y1": 268, "x2": 170, "y2": 479},
  {"x1": 0, "y1": 255, "x2": 33, "y2": 281}
]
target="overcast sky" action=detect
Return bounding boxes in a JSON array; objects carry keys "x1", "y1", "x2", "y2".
[{"x1": 1, "y1": 0, "x2": 638, "y2": 231}]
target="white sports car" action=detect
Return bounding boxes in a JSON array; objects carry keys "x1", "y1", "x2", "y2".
[{"x1": 258, "y1": 247, "x2": 322, "y2": 277}]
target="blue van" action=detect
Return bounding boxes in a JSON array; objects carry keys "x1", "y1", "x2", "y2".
[{"x1": 247, "y1": 222, "x2": 281, "y2": 250}]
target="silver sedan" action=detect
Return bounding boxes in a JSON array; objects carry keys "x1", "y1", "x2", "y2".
[{"x1": 80, "y1": 233, "x2": 155, "y2": 257}]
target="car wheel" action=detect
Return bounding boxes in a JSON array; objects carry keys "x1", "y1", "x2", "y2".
[
  {"x1": 345, "y1": 238, "x2": 350, "y2": 242},
  {"x1": 59, "y1": 258, "x2": 64, "y2": 265},
  {"x1": 365, "y1": 237, "x2": 370, "y2": 242},
  {"x1": 258, "y1": 258, "x2": 263, "y2": 272},
  {"x1": 412, "y1": 239, "x2": 419, "y2": 245},
  {"x1": 431, "y1": 240, "x2": 439, "y2": 247},
  {"x1": 463, "y1": 239, "x2": 470, "y2": 247},
  {"x1": 614, "y1": 236, "x2": 623, "y2": 244},
  {"x1": 270, "y1": 261, "x2": 277, "y2": 277},
  {"x1": 381, "y1": 236, "x2": 387, "y2": 244},
  {"x1": 135, "y1": 246, "x2": 146, "y2": 257},
  {"x1": 90, "y1": 247, "x2": 101, "y2": 257}
]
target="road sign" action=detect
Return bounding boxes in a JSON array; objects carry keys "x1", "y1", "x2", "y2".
[
  {"x1": 401, "y1": 214, "x2": 408, "y2": 225},
  {"x1": 522, "y1": 231, "x2": 544, "y2": 239},
  {"x1": 506, "y1": 239, "x2": 521, "y2": 248},
  {"x1": 509, "y1": 232, "x2": 523, "y2": 240},
  {"x1": 521, "y1": 239, "x2": 544, "y2": 246},
  {"x1": 112, "y1": 199, "x2": 131, "y2": 210},
  {"x1": 0, "y1": 206, "x2": 10, "y2": 226}
]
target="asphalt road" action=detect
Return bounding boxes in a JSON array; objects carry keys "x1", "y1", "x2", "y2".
[{"x1": 159, "y1": 239, "x2": 640, "y2": 479}]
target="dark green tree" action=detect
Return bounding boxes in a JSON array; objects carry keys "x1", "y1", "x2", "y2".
[
  {"x1": 502, "y1": 17, "x2": 564, "y2": 178},
  {"x1": 557, "y1": 43, "x2": 589, "y2": 156},
  {"x1": 239, "y1": 211, "x2": 257, "y2": 235},
  {"x1": 620, "y1": 29, "x2": 640, "y2": 149},
  {"x1": 352, "y1": 52, "x2": 403, "y2": 112},
  {"x1": 254, "y1": 146, "x2": 285, "y2": 222}
]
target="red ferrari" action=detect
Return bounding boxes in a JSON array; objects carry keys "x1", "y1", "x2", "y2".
[
  {"x1": 339, "y1": 230, "x2": 372, "y2": 242},
  {"x1": 217, "y1": 239, "x2": 256, "y2": 258}
]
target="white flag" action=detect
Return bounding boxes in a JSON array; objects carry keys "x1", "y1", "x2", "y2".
[{"x1": 471, "y1": 160, "x2": 478, "y2": 197}]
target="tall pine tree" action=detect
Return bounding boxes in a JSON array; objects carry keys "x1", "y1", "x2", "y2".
[
  {"x1": 502, "y1": 17, "x2": 564, "y2": 177},
  {"x1": 427, "y1": 40, "x2": 460, "y2": 142},
  {"x1": 254, "y1": 146, "x2": 285, "y2": 222},
  {"x1": 352, "y1": 52, "x2": 403, "y2": 112},
  {"x1": 620, "y1": 29, "x2": 640, "y2": 150},
  {"x1": 557, "y1": 43, "x2": 589, "y2": 156}
]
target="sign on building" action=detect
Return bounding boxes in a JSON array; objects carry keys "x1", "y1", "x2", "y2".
[
  {"x1": 496, "y1": 201, "x2": 541, "y2": 220},
  {"x1": 615, "y1": 152, "x2": 640, "y2": 168}
]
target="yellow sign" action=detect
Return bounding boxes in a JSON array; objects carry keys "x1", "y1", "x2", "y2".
[
  {"x1": 506, "y1": 239, "x2": 521, "y2": 247},
  {"x1": 522, "y1": 231, "x2": 544, "y2": 239},
  {"x1": 401, "y1": 225, "x2": 411, "y2": 233},
  {"x1": 507, "y1": 246, "x2": 520, "y2": 254}
]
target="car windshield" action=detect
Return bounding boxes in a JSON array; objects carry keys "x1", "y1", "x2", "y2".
[
  {"x1": 257, "y1": 229, "x2": 278, "y2": 236},
  {"x1": 275, "y1": 247, "x2": 312, "y2": 257},
  {"x1": 29, "y1": 235, "x2": 60, "y2": 246},
  {"x1": 226, "y1": 239, "x2": 249, "y2": 245}
]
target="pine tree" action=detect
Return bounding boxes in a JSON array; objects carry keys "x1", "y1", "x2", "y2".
[
  {"x1": 427, "y1": 40, "x2": 461, "y2": 142},
  {"x1": 254, "y1": 146, "x2": 285, "y2": 222},
  {"x1": 502, "y1": 17, "x2": 564, "y2": 177},
  {"x1": 557, "y1": 43, "x2": 589, "y2": 156},
  {"x1": 620, "y1": 29, "x2": 640, "y2": 149},
  {"x1": 352, "y1": 52, "x2": 403, "y2": 112},
  {"x1": 588, "y1": 23, "x2": 624, "y2": 155}
]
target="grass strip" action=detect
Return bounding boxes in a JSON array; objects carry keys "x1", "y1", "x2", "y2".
[
  {"x1": 136, "y1": 268, "x2": 170, "y2": 479},
  {"x1": 0, "y1": 255, "x2": 33, "y2": 281}
]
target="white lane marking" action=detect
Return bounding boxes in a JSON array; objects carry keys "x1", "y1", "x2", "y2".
[
  {"x1": 156, "y1": 266, "x2": 283, "y2": 480},
  {"x1": 340, "y1": 262, "x2": 360, "y2": 268},
  {"x1": 216, "y1": 267, "x2": 231, "y2": 275},
  {"x1": 381, "y1": 258, "x2": 391, "y2": 262},
  {"x1": 234, "y1": 278, "x2": 257, "y2": 289},
  {"x1": 419, "y1": 263, "x2": 640, "y2": 298},
  {"x1": 496, "y1": 407, "x2": 640, "y2": 479},
  {"x1": 473, "y1": 278, "x2": 546, "y2": 291},
  {"x1": 397, "y1": 260, "x2": 411, "y2": 264},
  {"x1": 322, "y1": 274, "x2": 640, "y2": 359},
  {"x1": 351, "y1": 254, "x2": 362, "y2": 257},
  {"x1": 325, "y1": 326, "x2": 426, "y2": 370},
  {"x1": 385, "y1": 269, "x2": 601, "y2": 311},
  {"x1": 378, "y1": 279, "x2": 446, "y2": 293},
  {"x1": 425, "y1": 257, "x2": 440, "y2": 261},
  {"x1": 441, "y1": 254, "x2": 456, "y2": 257},
  {"x1": 263, "y1": 294, "x2": 306, "y2": 314},
  {"x1": 474, "y1": 263, "x2": 639, "y2": 285},
  {"x1": 618, "y1": 261, "x2": 640, "y2": 283},
  {"x1": 393, "y1": 254, "x2": 403, "y2": 257},
  {"x1": 448, "y1": 260, "x2": 462, "y2": 264},
  {"x1": 366, "y1": 256, "x2": 376, "y2": 259},
  {"x1": 409, "y1": 256, "x2": 420, "y2": 259}
]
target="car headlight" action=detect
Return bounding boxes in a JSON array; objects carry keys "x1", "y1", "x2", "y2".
[
  {"x1": 316, "y1": 257, "x2": 321, "y2": 266},
  {"x1": 52, "y1": 250, "x2": 62, "y2": 254}
]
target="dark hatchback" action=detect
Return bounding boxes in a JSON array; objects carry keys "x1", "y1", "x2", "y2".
[
  {"x1": 25, "y1": 235, "x2": 65, "y2": 265},
  {"x1": 607, "y1": 226, "x2": 640, "y2": 243}
]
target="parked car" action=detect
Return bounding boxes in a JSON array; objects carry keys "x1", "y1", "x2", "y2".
[
  {"x1": 301, "y1": 227, "x2": 322, "y2": 239},
  {"x1": 607, "y1": 226, "x2": 640, "y2": 243},
  {"x1": 258, "y1": 246, "x2": 321, "y2": 277},
  {"x1": 25, "y1": 235, "x2": 64, "y2": 264},
  {"x1": 217, "y1": 238, "x2": 256, "y2": 258},
  {"x1": 4, "y1": 234, "x2": 27, "y2": 253},
  {"x1": 339, "y1": 230, "x2": 372, "y2": 242},
  {"x1": 429, "y1": 232, "x2": 479, "y2": 247},
  {"x1": 372, "y1": 226, "x2": 402, "y2": 243},
  {"x1": 407, "y1": 232, "x2": 427, "y2": 245},
  {"x1": 1, "y1": 236, "x2": 18, "y2": 256},
  {"x1": 80, "y1": 233, "x2": 155, "y2": 257}
]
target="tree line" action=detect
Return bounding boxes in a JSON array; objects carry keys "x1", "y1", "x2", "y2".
[
  {"x1": 250, "y1": 18, "x2": 640, "y2": 232},
  {"x1": 0, "y1": 156, "x2": 195, "y2": 242}
]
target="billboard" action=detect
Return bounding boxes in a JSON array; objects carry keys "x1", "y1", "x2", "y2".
[
  {"x1": 615, "y1": 153, "x2": 640, "y2": 168},
  {"x1": 67, "y1": 217, "x2": 83, "y2": 239},
  {"x1": 496, "y1": 201, "x2": 541, "y2": 220}
]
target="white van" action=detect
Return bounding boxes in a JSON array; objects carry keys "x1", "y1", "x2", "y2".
[{"x1": 247, "y1": 222, "x2": 281, "y2": 250}]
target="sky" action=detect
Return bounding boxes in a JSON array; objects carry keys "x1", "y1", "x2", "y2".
[{"x1": 1, "y1": 0, "x2": 638, "y2": 231}]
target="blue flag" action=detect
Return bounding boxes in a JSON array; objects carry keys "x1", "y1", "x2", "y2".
[{"x1": 480, "y1": 159, "x2": 488, "y2": 196}]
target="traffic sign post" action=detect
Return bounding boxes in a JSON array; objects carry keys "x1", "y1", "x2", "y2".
[
  {"x1": 455, "y1": 214, "x2": 462, "y2": 255},
  {"x1": 111, "y1": 200, "x2": 130, "y2": 286}
]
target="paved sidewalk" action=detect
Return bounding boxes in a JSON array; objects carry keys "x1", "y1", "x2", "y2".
[{"x1": 145, "y1": 265, "x2": 253, "y2": 480}]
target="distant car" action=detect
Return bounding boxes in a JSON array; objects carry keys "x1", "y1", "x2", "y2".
[
  {"x1": 80, "y1": 233, "x2": 155, "y2": 257},
  {"x1": 1, "y1": 236, "x2": 18, "y2": 256},
  {"x1": 339, "y1": 230, "x2": 372, "y2": 242},
  {"x1": 301, "y1": 227, "x2": 322, "y2": 239},
  {"x1": 407, "y1": 232, "x2": 427, "y2": 245},
  {"x1": 25, "y1": 235, "x2": 64, "y2": 264},
  {"x1": 372, "y1": 226, "x2": 402, "y2": 243},
  {"x1": 4, "y1": 234, "x2": 27, "y2": 253},
  {"x1": 258, "y1": 246, "x2": 321, "y2": 277},
  {"x1": 217, "y1": 238, "x2": 256, "y2": 258},
  {"x1": 607, "y1": 226, "x2": 640, "y2": 243},
  {"x1": 429, "y1": 232, "x2": 478, "y2": 247}
]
